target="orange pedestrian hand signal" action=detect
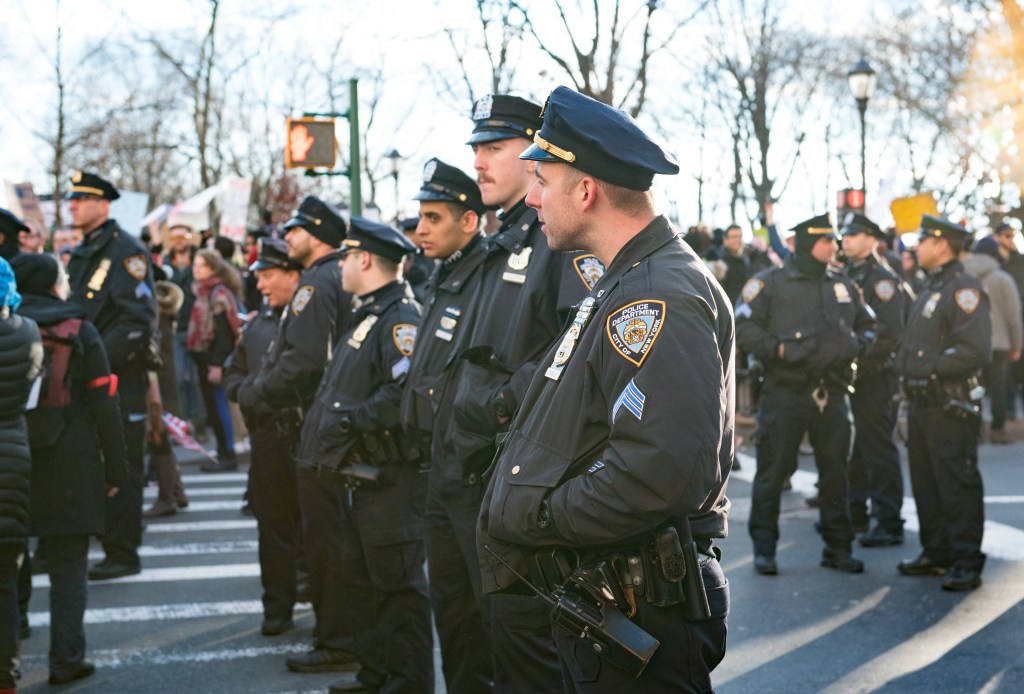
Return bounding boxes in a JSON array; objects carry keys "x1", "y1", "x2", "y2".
[{"x1": 285, "y1": 117, "x2": 337, "y2": 169}]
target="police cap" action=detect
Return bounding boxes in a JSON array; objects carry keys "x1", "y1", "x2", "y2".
[
  {"x1": 519, "y1": 86, "x2": 679, "y2": 191},
  {"x1": 397, "y1": 217, "x2": 420, "y2": 233},
  {"x1": 341, "y1": 216, "x2": 416, "y2": 263},
  {"x1": 840, "y1": 212, "x2": 883, "y2": 238},
  {"x1": 466, "y1": 94, "x2": 543, "y2": 145},
  {"x1": 250, "y1": 237, "x2": 302, "y2": 273},
  {"x1": 918, "y1": 214, "x2": 970, "y2": 243},
  {"x1": 413, "y1": 158, "x2": 486, "y2": 215},
  {"x1": 66, "y1": 170, "x2": 120, "y2": 201},
  {"x1": 283, "y1": 196, "x2": 347, "y2": 247},
  {"x1": 0, "y1": 208, "x2": 29, "y2": 239}
]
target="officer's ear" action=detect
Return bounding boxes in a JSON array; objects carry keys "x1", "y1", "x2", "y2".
[
  {"x1": 579, "y1": 176, "x2": 599, "y2": 211},
  {"x1": 460, "y1": 210, "x2": 479, "y2": 235}
]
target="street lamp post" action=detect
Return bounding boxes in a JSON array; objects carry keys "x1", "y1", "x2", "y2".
[
  {"x1": 847, "y1": 58, "x2": 877, "y2": 194},
  {"x1": 385, "y1": 148, "x2": 404, "y2": 223}
]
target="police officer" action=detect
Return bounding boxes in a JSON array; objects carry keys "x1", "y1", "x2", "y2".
[
  {"x1": 434, "y1": 93, "x2": 604, "y2": 692},
  {"x1": 477, "y1": 86, "x2": 732, "y2": 691},
  {"x1": 840, "y1": 212, "x2": 910, "y2": 546},
  {"x1": 66, "y1": 171, "x2": 158, "y2": 581},
  {"x1": 296, "y1": 218, "x2": 432, "y2": 693},
  {"x1": 736, "y1": 213, "x2": 875, "y2": 575},
  {"x1": 400, "y1": 159, "x2": 491, "y2": 692},
  {"x1": 225, "y1": 238, "x2": 305, "y2": 636},
  {"x1": 897, "y1": 215, "x2": 990, "y2": 591},
  {"x1": 232, "y1": 197, "x2": 355, "y2": 668}
]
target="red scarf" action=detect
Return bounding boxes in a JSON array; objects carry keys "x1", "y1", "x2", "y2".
[{"x1": 186, "y1": 276, "x2": 240, "y2": 352}]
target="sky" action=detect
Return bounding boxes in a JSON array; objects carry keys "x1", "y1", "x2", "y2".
[{"x1": 1, "y1": 0, "x2": 944, "y2": 231}]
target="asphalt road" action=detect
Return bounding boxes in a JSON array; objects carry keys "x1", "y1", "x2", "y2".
[{"x1": 16, "y1": 429, "x2": 1024, "y2": 693}]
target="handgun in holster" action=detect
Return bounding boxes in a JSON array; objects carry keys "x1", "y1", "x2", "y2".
[{"x1": 640, "y1": 524, "x2": 711, "y2": 621}]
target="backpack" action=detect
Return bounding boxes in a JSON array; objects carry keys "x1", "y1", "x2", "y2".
[{"x1": 26, "y1": 317, "x2": 82, "y2": 449}]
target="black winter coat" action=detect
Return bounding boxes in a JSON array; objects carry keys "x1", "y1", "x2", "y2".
[
  {"x1": 18, "y1": 294, "x2": 127, "y2": 537},
  {"x1": 0, "y1": 307, "x2": 42, "y2": 546}
]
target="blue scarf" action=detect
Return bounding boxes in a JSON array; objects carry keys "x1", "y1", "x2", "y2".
[{"x1": 0, "y1": 256, "x2": 22, "y2": 311}]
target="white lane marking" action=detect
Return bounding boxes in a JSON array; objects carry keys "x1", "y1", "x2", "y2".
[
  {"x1": 144, "y1": 486, "x2": 247, "y2": 497},
  {"x1": 716, "y1": 587, "x2": 890, "y2": 686},
  {"x1": 821, "y1": 562, "x2": 1024, "y2": 693},
  {"x1": 142, "y1": 500, "x2": 246, "y2": 512},
  {"x1": 32, "y1": 563, "x2": 261, "y2": 589},
  {"x1": 145, "y1": 520, "x2": 257, "y2": 533},
  {"x1": 26, "y1": 599, "x2": 291, "y2": 626},
  {"x1": 732, "y1": 451, "x2": 1024, "y2": 561},
  {"x1": 19, "y1": 642, "x2": 311, "y2": 667},
  {"x1": 180, "y1": 472, "x2": 249, "y2": 484},
  {"x1": 87, "y1": 541, "x2": 258, "y2": 561}
]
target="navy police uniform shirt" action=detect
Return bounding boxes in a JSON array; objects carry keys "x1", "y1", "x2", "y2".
[
  {"x1": 238, "y1": 251, "x2": 352, "y2": 412},
  {"x1": 224, "y1": 303, "x2": 283, "y2": 423},
  {"x1": 296, "y1": 280, "x2": 422, "y2": 469},
  {"x1": 845, "y1": 254, "x2": 909, "y2": 373},
  {"x1": 898, "y1": 259, "x2": 991, "y2": 382},
  {"x1": 431, "y1": 199, "x2": 605, "y2": 479},
  {"x1": 735, "y1": 256, "x2": 876, "y2": 392},
  {"x1": 67, "y1": 219, "x2": 156, "y2": 415},
  {"x1": 477, "y1": 218, "x2": 733, "y2": 594},
  {"x1": 399, "y1": 233, "x2": 487, "y2": 439}
]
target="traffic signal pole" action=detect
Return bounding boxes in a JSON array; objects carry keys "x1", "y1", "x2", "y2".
[{"x1": 294, "y1": 78, "x2": 361, "y2": 214}]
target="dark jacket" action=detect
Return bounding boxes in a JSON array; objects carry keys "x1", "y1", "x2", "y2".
[
  {"x1": 845, "y1": 252, "x2": 909, "y2": 375},
  {"x1": 237, "y1": 251, "x2": 352, "y2": 413},
  {"x1": 0, "y1": 307, "x2": 42, "y2": 546},
  {"x1": 297, "y1": 281, "x2": 422, "y2": 471},
  {"x1": 225, "y1": 302, "x2": 283, "y2": 426},
  {"x1": 18, "y1": 294, "x2": 127, "y2": 537},
  {"x1": 68, "y1": 219, "x2": 157, "y2": 415},
  {"x1": 898, "y1": 259, "x2": 991, "y2": 382},
  {"x1": 478, "y1": 218, "x2": 734, "y2": 594},
  {"x1": 735, "y1": 254, "x2": 876, "y2": 392},
  {"x1": 399, "y1": 234, "x2": 487, "y2": 439},
  {"x1": 432, "y1": 200, "x2": 604, "y2": 479},
  {"x1": 155, "y1": 280, "x2": 184, "y2": 416}
]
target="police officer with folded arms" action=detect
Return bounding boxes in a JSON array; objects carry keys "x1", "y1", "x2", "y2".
[
  {"x1": 399, "y1": 159, "x2": 492, "y2": 693},
  {"x1": 736, "y1": 213, "x2": 875, "y2": 576},
  {"x1": 225, "y1": 238, "x2": 306, "y2": 636},
  {"x1": 233, "y1": 197, "x2": 355, "y2": 669},
  {"x1": 296, "y1": 218, "x2": 431, "y2": 693},
  {"x1": 840, "y1": 212, "x2": 910, "y2": 547},
  {"x1": 897, "y1": 215, "x2": 990, "y2": 591},
  {"x1": 65, "y1": 171, "x2": 157, "y2": 581},
  {"x1": 477, "y1": 86, "x2": 733, "y2": 692}
]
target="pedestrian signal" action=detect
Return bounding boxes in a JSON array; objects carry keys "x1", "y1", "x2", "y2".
[
  {"x1": 838, "y1": 188, "x2": 865, "y2": 217},
  {"x1": 285, "y1": 117, "x2": 337, "y2": 169}
]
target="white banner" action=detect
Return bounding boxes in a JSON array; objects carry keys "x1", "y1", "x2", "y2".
[{"x1": 218, "y1": 178, "x2": 252, "y2": 244}]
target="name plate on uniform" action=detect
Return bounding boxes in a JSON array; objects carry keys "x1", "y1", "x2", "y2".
[{"x1": 434, "y1": 305, "x2": 461, "y2": 342}]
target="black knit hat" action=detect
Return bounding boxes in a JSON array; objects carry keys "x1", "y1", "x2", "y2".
[{"x1": 11, "y1": 253, "x2": 60, "y2": 297}]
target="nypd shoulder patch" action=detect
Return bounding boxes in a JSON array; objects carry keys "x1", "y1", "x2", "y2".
[
  {"x1": 741, "y1": 278, "x2": 764, "y2": 304},
  {"x1": 291, "y1": 285, "x2": 315, "y2": 315},
  {"x1": 606, "y1": 299, "x2": 666, "y2": 367},
  {"x1": 392, "y1": 324, "x2": 417, "y2": 356},
  {"x1": 573, "y1": 254, "x2": 605, "y2": 291},
  {"x1": 955, "y1": 287, "x2": 980, "y2": 314},
  {"x1": 874, "y1": 279, "x2": 896, "y2": 303},
  {"x1": 124, "y1": 255, "x2": 147, "y2": 281}
]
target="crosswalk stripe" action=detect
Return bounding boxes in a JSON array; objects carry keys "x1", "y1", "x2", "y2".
[
  {"x1": 145, "y1": 520, "x2": 257, "y2": 533},
  {"x1": 87, "y1": 541, "x2": 258, "y2": 560},
  {"x1": 18, "y1": 641, "x2": 312, "y2": 665},
  {"x1": 144, "y1": 486, "x2": 247, "y2": 497},
  {"x1": 733, "y1": 451, "x2": 1024, "y2": 561},
  {"x1": 180, "y1": 473, "x2": 249, "y2": 484},
  {"x1": 143, "y1": 500, "x2": 246, "y2": 512},
  {"x1": 32, "y1": 563, "x2": 261, "y2": 589},
  {"x1": 26, "y1": 599, "x2": 279, "y2": 626}
]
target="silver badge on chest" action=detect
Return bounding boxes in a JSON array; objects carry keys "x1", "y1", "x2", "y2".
[
  {"x1": 922, "y1": 292, "x2": 941, "y2": 319},
  {"x1": 502, "y1": 247, "x2": 532, "y2": 284},
  {"x1": 347, "y1": 315, "x2": 378, "y2": 349},
  {"x1": 546, "y1": 297, "x2": 596, "y2": 381}
]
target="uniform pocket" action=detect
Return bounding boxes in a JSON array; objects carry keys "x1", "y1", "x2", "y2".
[{"x1": 487, "y1": 429, "x2": 574, "y2": 544}]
